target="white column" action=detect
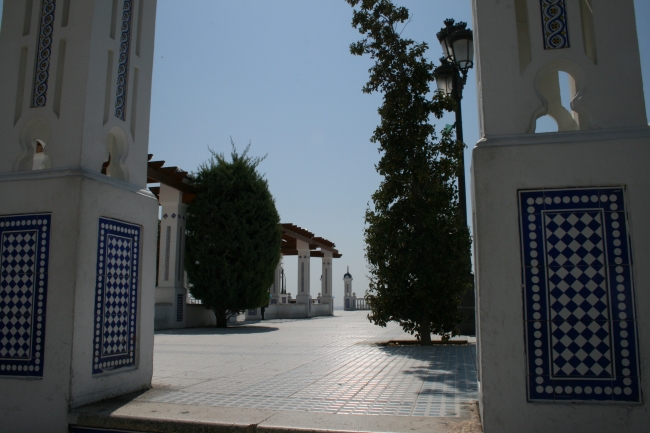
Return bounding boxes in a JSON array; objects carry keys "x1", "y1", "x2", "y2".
[
  {"x1": 320, "y1": 251, "x2": 333, "y2": 312},
  {"x1": 0, "y1": 1, "x2": 158, "y2": 431},
  {"x1": 295, "y1": 239, "x2": 311, "y2": 306},
  {"x1": 270, "y1": 258, "x2": 282, "y2": 304},
  {"x1": 155, "y1": 184, "x2": 188, "y2": 329}
]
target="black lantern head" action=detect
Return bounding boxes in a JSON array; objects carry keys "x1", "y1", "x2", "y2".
[
  {"x1": 437, "y1": 19, "x2": 474, "y2": 73},
  {"x1": 433, "y1": 57, "x2": 455, "y2": 97}
]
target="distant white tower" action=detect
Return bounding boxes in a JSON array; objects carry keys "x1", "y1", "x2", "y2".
[{"x1": 343, "y1": 267, "x2": 353, "y2": 310}]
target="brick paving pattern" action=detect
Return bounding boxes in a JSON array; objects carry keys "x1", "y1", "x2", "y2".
[{"x1": 144, "y1": 311, "x2": 478, "y2": 418}]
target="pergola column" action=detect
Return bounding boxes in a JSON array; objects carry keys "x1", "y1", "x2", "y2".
[
  {"x1": 155, "y1": 184, "x2": 188, "y2": 329},
  {"x1": 270, "y1": 258, "x2": 282, "y2": 304},
  {"x1": 320, "y1": 251, "x2": 333, "y2": 311},
  {"x1": 295, "y1": 239, "x2": 311, "y2": 306}
]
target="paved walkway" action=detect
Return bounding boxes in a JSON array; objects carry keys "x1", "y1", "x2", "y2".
[
  {"x1": 70, "y1": 311, "x2": 481, "y2": 433},
  {"x1": 146, "y1": 311, "x2": 478, "y2": 418}
]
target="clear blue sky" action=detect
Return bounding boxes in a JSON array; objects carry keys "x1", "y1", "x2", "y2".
[
  {"x1": 1, "y1": 1, "x2": 648, "y2": 307},
  {"x1": 149, "y1": 1, "x2": 482, "y2": 306},
  {"x1": 146, "y1": 0, "x2": 650, "y2": 308}
]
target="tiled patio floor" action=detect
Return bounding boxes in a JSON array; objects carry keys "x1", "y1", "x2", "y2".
[{"x1": 142, "y1": 311, "x2": 478, "y2": 418}]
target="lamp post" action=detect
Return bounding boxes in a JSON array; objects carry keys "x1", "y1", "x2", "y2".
[
  {"x1": 435, "y1": 19, "x2": 476, "y2": 335},
  {"x1": 434, "y1": 19, "x2": 474, "y2": 228}
]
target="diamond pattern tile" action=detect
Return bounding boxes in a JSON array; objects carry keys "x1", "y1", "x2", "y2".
[
  {"x1": 93, "y1": 217, "x2": 141, "y2": 374},
  {"x1": 519, "y1": 187, "x2": 641, "y2": 402},
  {"x1": 545, "y1": 211, "x2": 605, "y2": 267},
  {"x1": 551, "y1": 320, "x2": 611, "y2": 377},
  {"x1": 0, "y1": 214, "x2": 51, "y2": 377},
  {"x1": 548, "y1": 264, "x2": 609, "y2": 321}
]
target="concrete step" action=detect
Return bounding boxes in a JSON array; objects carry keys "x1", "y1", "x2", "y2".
[{"x1": 69, "y1": 393, "x2": 482, "y2": 433}]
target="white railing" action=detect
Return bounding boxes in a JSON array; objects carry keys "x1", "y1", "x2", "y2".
[
  {"x1": 186, "y1": 293, "x2": 202, "y2": 304},
  {"x1": 346, "y1": 298, "x2": 370, "y2": 310},
  {"x1": 355, "y1": 299, "x2": 370, "y2": 310}
]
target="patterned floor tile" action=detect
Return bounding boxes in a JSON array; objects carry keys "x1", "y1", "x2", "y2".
[{"x1": 146, "y1": 311, "x2": 478, "y2": 417}]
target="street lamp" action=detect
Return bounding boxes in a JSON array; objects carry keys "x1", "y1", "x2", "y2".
[
  {"x1": 435, "y1": 19, "x2": 476, "y2": 335},
  {"x1": 434, "y1": 19, "x2": 474, "y2": 228}
]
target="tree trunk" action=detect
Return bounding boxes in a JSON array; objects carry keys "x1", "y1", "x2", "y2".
[
  {"x1": 420, "y1": 312, "x2": 432, "y2": 345},
  {"x1": 215, "y1": 309, "x2": 228, "y2": 328}
]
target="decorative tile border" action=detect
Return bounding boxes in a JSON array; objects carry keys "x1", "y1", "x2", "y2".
[
  {"x1": 519, "y1": 187, "x2": 641, "y2": 402},
  {"x1": 0, "y1": 214, "x2": 51, "y2": 378},
  {"x1": 93, "y1": 217, "x2": 140, "y2": 374},
  {"x1": 164, "y1": 226, "x2": 170, "y2": 281},
  {"x1": 114, "y1": 0, "x2": 133, "y2": 120},
  {"x1": 32, "y1": 0, "x2": 57, "y2": 107},
  {"x1": 540, "y1": 0, "x2": 570, "y2": 50},
  {"x1": 176, "y1": 294, "x2": 183, "y2": 322}
]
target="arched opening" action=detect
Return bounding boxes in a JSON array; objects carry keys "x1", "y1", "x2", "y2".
[
  {"x1": 534, "y1": 70, "x2": 580, "y2": 133},
  {"x1": 32, "y1": 138, "x2": 52, "y2": 170},
  {"x1": 14, "y1": 116, "x2": 52, "y2": 171},
  {"x1": 535, "y1": 115, "x2": 558, "y2": 134},
  {"x1": 101, "y1": 128, "x2": 129, "y2": 181}
]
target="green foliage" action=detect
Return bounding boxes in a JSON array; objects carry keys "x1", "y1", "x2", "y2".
[
  {"x1": 185, "y1": 141, "x2": 281, "y2": 327},
  {"x1": 347, "y1": 0, "x2": 471, "y2": 342}
]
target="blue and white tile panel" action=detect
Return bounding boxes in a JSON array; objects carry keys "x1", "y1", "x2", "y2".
[
  {"x1": 519, "y1": 187, "x2": 641, "y2": 403},
  {"x1": 540, "y1": 0, "x2": 570, "y2": 50},
  {"x1": 114, "y1": 0, "x2": 133, "y2": 120},
  {"x1": 0, "y1": 214, "x2": 51, "y2": 377},
  {"x1": 32, "y1": 0, "x2": 57, "y2": 107},
  {"x1": 93, "y1": 217, "x2": 140, "y2": 375}
]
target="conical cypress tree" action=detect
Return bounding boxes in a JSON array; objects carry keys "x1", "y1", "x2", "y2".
[{"x1": 185, "y1": 141, "x2": 281, "y2": 327}]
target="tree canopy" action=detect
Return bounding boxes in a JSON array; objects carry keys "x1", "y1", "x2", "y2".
[
  {"x1": 185, "y1": 142, "x2": 281, "y2": 327},
  {"x1": 347, "y1": 0, "x2": 472, "y2": 343}
]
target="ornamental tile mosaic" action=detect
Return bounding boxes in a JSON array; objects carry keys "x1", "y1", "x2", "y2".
[
  {"x1": 114, "y1": 0, "x2": 133, "y2": 121},
  {"x1": 32, "y1": 0, "x2": 56, "y2": 107},
  {"x1": 0, "y1": 214, "x2": 51, "y2": 377},
  {"x1": 93, "y1": 217, "x2": 140, "y2": 374},
  {"x1": 540, "y1": 0, "x2": 570, "y2": 50},
  {"x1": 519, "y1": 187, "x2": 641, "y2": 402}
]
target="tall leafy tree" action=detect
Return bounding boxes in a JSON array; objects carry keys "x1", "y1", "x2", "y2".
[
  {"x1": 347, "y1": 0, "x2": 471, "y2": 343},
  {"x1": 185, "y1": 142, "x2": 281, "y2": 327}
]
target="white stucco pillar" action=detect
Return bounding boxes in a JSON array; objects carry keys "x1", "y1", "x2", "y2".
[
  {"x1": 270, "y1": 258, "x2": 282, "y2": 305},
  {"x1": 320, "y1": 251, "x2": 333, "y2": 313},
  {"x1": 295, "y1": 239, "x2": 311, "y2": 307},
  {"x1": 155, "y1": 184, "x2": 188, "y2": 329},
  {"x1": 0, "y1": 1, "x2": 158, "y2": 431}
]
